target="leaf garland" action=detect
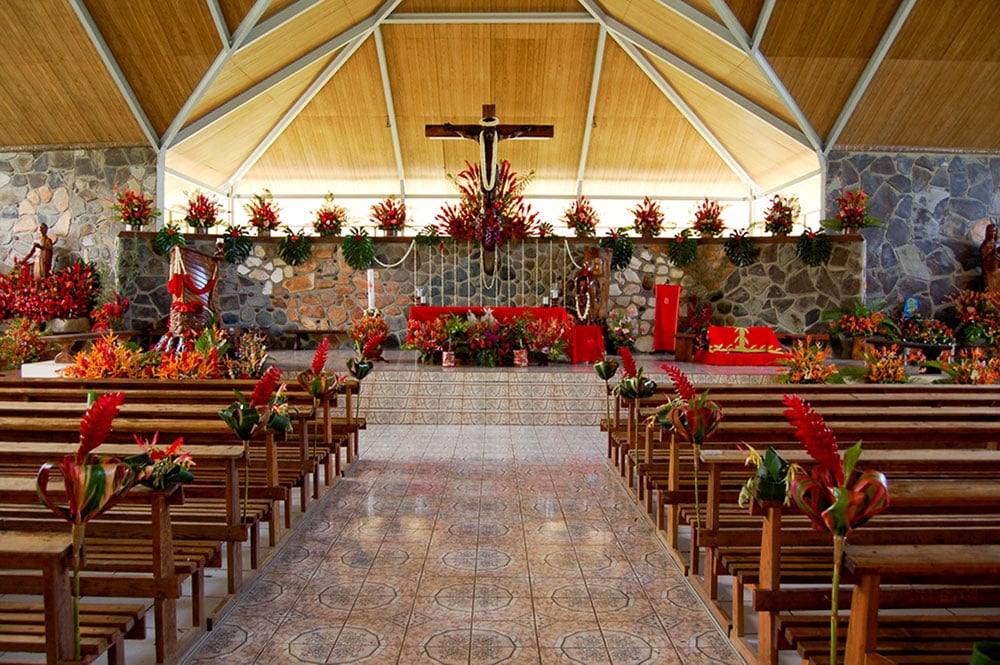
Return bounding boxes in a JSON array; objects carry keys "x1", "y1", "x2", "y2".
[
  {"x1": 415, "y1": 226, "x2": 443, "y2": 248},
  {"x1": 666, "y1": 232, "x2": 698, "y2": 267},
  {"x1": 278, "y1": 228, "x2": 314, "y2": 267},
  {"x1": 341, "y1": 227, "x2": 376, "y2": 270},
  {"x1": 153, "y1": 223, "x2": 186, "y2": 256},
  {"x1": 221, "y1": 225, "x2": 254, "y2": 264},
  {"x1": 599, "y1": 229, "x2": 634, "y2": 270},
  {"x1": 723, "y1": 230, "x2": 759, "y2": 267},
  {"x1": 797, "y1": 230, "x2": 833, "y2": 267}
]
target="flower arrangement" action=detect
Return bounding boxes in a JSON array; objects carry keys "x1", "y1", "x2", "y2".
[
  {"x1": 923, "y1": 347, "x2": 1000, "y2": 384},
  {"x1": 680, "y1": 295, "x2": 713, "y2": 351},
  {"x1": 738, "y1": 445, "x2": 793, "y2": 507},
  {"x1": 434, "y1": 160, "x2": 539, "y2": 247},
  {"x1": 403, "y1": 316, "x2": 449, "y2": 363},
  {"x1": 125, "y1": 434, "x2": 195, "y2": 489},
  {"x1": 244, "y1": 189, "x2": 281, "y2": 232},
  {"x1": 0, "y1": 259, "x2": 100, "y2": 323},
  {"x1": 524, "y1": 316, "x2": 571, "y2": 362},
  {"x1": 615, "y1": 348, "x2": 657, "y2": 481},
  {"x1": 825, "y1": 298, "x2": 893, "y2": 337},
  {"x1": 630, "y1": 197, "x2": 664, "y2": 237},
  {"x1": 822, "y1": 188, "x2": 880, "y2": 233},
  {"x1": 314, "y1": 194, "x2": 347, "y2": 237},
  {"x1": 349, "y1": 309, "x2": 390, "y2": 361},
  {"x1": 562, "y1": 197, "x2": 600, "y2": 238},
  {"x1": 945, "y1": 289, "x2": 1000, "y2": 348},
  {"x1": 184, "y1": 190, "x2": 222, "y2": 229},
  {"x1": 594, "y1": 356, "x2": 620, "y2": 428},
  {"x1": 36, "y1": 392, "x2": 138, "y2": 660},
  {"x1": 861, "y1": 343, "x2": 909, "y2": 383},
  {"x1": 370, "y1": 196, "x2": 407, "y2": 234},
  {"x1": 90, "y1": 291, "x2": 129, "y2": 333},
  {"x1": 762, "y1": 194, "x2": 800, "y2": 236},
  {"x1": 692, "y1": 198, "x2": 724, "y2": 237},
  {"x1": 783, "y1": 395, "x2": 889, "y2": 665},
  {"x1": 606, "y1": 306, "x2": 640, "y2": 350},
  {"x1": 777, "y1": 337, "x2": 838, "y2": 384},
  {"x1": 894, "y1": 316, "x2": 955, "y2": 346},
  {"x1": 277, "y1": 226, "x2": 313, "y2": 267},
  {"x1": 110, "y1": 188, "x2": 158, "y2": 229},
  {"x1": 296, "y1": 338, "x2": 345, "y2": 458},
  {"x1": 0, "y1": 318, "x2": 51, "y2": 370}
]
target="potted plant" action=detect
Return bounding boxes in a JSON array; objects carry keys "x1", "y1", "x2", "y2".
[
  {"x1": 692, "y1": 198, "x2": 725, "y2": 238},
  {"x1": 370, "y1": 196, "x2": 407, "y2": 236},
  {"x1": 606, "y1": 306, "x2": 641, "y2": 351},
  {"x1": 762, "y1": 194, "x2": 800, "y2": 236},
  {"x1": 630, "y1": 197, "x2": 664, "y2": 238},
  {"x1": 183, "y1": 190, "x2": 222, "y2": 233},
  {"x1": 824, "y1": 298, "x2": 896, "y2": 359},
  {"x1": 562, "y1": 197, "x2": 600, "y2": 238},
  {"x1": 245, "y1": 189, "x2": 281, "y2": 236}
]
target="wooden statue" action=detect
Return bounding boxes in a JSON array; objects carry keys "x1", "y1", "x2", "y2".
[
  {"x1": 982, "y1": 222, "x2": 1000, "y2": 294},
  {"x1": 23, "y1": 222, "x2": 54, "y2": 280},
  {"x1": 574, "y1": 247, "x2": 611, "y2": 325}
]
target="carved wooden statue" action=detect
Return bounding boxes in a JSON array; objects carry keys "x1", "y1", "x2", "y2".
[
  {"x1": 982, "y1": 222, "x2": 1000, "y2": 294},
  {"x1": 574, "y1": 247, "x2": 611, "y2": 325}
]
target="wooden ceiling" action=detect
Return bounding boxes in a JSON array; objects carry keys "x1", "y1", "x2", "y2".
[{"x1": 1, "y1": 0, "x2": 997, "y2": 200}]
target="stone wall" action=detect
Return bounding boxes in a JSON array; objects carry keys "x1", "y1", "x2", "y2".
[
  {"x1": 122, "y1": 235, "x2": 864, "y2": 351},
  {"x1": 0, "y1": 146, "x2": 157, "y2": 311},
  {"x1": 826, "y1": 150, "x2": 1000, "y2": 318}
]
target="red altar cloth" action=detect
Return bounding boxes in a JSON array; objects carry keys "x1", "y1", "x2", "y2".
[
  {"x1": 698, "y1": 325, "x2": 789, "y2": 366},
  {"x1": 653, "y1": 284, "x2": 682, "y2": 352},
  {"x1": 408, "y1": 306, "x2": 569, "y2": 325},
  {"x1": 570, "y1": 325, "x2": 604, "y2": 364}
]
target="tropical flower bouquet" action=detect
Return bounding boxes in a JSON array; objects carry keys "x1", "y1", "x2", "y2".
[
  {"x1": 296, "y1": 338, "x2": 346, "y2": 458},
  {"x1": 894, "y1": 315, "x2": 955, "y2": 346},
  {"x1": 562, "y1": 197, "x2": 600, "y2": 238},
  {"x1": 825, "y1": 298, "x2": 895, "y2": 338},
  {"x1": 90, "y1": 291, "x2": 129, "y2": 333},
  {"x1": 314, "y1": 194, "x2": 347, "y2": 237},
  {"x1": 860, "y1": 343, "x2": 909, "y2": 383},
  {"x1": 371, "y1": 196, "x2": 407, "y2": 235},
  {"x1": 184, "y1": 190, "x2": 222, "y2": 230},
  {"x1": 762, "y1": 194, "x2": 800, "y2": 236},
  {"x1": 630, "y1": 197, "x2": 664, "y2": 237},
  {"x1": 822, "y1": 188, "x2": 881, "y2": 234},
  {"x1": 923, "y1": 347, "x2": 1000, "y2": 384},
  {"x1": 945, "y1": 289, "x2": 1000, "y2": 348},
  {"x1": 245, "y1": 189, "x2": 281, "y2": 234},
  {"x1": 777, "y1": 337, "x2": 839, "y2": 384},
  {"x1": 125, "y1": 433, "x2": 195, "y2": 489},
  {"x1": 349, "y1": 309, "x2": 390, "y2": 361},
  {"x1": 0, "y1": 318, "x2": 52, "y2": 370},
  {"x1": 524, "y1": 316, "x2": 571, "y2": 363},
  {"x1": 614, "y1": 348, "x2": 657, "y2": 484},
  {"x1": 403, "y1": 316, "x2": 449, "y2": 363},
  {"x1": 738, "y1": 445, "x2": 793, "y2": 507},
  {"x1": 692, "y1": 198, "x2": 725, "y2": 237},
  {"x1": 606, "y1": 306, "x2": 641, "y2": 350},
  {"x1": 111, "y1": 188, "x2": 159, "y2": 229}
]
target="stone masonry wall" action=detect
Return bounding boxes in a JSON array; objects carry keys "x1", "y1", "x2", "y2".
[{"x1": 826, "y1": 150, "x2": 1000, "y2": 319}]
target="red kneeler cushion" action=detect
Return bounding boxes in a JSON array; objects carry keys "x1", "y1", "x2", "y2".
[{"x1": 697, "y1": 325, "x2": 789, "y2": 366}]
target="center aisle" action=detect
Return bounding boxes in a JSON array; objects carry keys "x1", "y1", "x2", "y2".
[{"x1": 183, "y1": 425, "x2": 742, "y2": 665}]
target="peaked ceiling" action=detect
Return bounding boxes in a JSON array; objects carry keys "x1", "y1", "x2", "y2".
[{"x1": 3, "y1": 0, "x2": 998, "y2": 204}]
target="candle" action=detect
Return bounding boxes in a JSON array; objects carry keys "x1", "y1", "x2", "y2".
[
  {"x1": 550, "y1": 284, "x2": 559, "y2": 299},
  {"x1": 366, "y1": 268, "x2": 375, "y2": 310}
]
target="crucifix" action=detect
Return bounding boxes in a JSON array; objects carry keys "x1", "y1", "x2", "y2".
[{"x1": 425, "y1": 104, "x2": 554, "y2": 192}]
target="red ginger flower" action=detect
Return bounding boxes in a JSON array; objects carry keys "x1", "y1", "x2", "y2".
[
  {"x1": 311, "y1": 338, "x2": 329, "y2": 375},
  {"x1": 619, "y1": 347, "x2": 637, "y2": 378},
  {"x1": 78, "y1": 392, "x2": 125, "y2": 464},
  {"x1": 249, "y1": 365, "x2": 283, "y2": 407},
  {"x1": 782, "y1": 394, "x2": 842, "y2": 485},
  {"x1": 660, "y1": 364, "x2": 695, "y2": 401}
]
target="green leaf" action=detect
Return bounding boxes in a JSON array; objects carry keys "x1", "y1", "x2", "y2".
[
  {"x1": 341, "y1": 228, "x2": 376, "y2": 270},
  {"x1": 723, "y1": 232, "x2": 759, "y2": 267},
  {"x1": 221, "y1": 228, "x2": 254, "y2": 264},
  {"x1": 796, "y1": 231, "x2": 833, "y2": 267},
  {"x1": 667, "y1": 234, "x2": 698, "y2": 267},
  {"x1": 842, "y1": 440, "x2": 863, "y2": 479},
  {"x1": 153, "y1": 224, "x2": 186, "y2": 256},
  {"x1": 278, "y1": 234, "x2": 313, "y2": 267},
  {"x1": 599, "y1": 232, "x2": 634, "y2": 270}
]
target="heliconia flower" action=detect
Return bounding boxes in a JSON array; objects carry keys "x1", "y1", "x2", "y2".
[
  {"x1": 78, "y1": 392, "x2": 125, "y2": 463},
  {"x1": 660, "y1": 364, "x2": 695, "y2": 401},
  {"x1": 249, "y1": 365, "x2": 283, "y2": 407},
  {"x1": 311, "y1": 337, "x2": 330, "y2": 375},
  {"x1": 782, "y1": 394, "x2": 843, "y2": 484},
  {"x1": 619, "y1": 347, "x2": 637, "y2": 378}
]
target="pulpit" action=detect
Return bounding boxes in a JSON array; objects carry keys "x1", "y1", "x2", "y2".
[{"x1": 653, "y1": 284, "x2": 682, "y2": 352}]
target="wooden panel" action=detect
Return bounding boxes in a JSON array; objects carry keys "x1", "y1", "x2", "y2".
[
  {"x1": 584, "y1": 41, "x2": 743, "y2": 198},
  {"x1": 0, "y1": 0, "x2": 144, "y2": 146},
  {"x1": 395, "y1": 0, "x2": 583, "y2": 11},
  {"x1": 86, "y1": 0, "x2": 220, "y2": 136},
  {"x1": 167, "y1": 54, "x2": 334, "y2": 188},
  {"x1": 192, "y1": 0, "x2": 381, "y2": 121},
  {"x1": 839, "y1": 0, "x2": 1000, "y2": 150},
  {"x1": 762, "y1": 0, "x2": 901, "y2": 139},
  {"x1": 656, "y1": 61, "x2": 819, "y2": 192},
  {"x1": 726, "y1": 0, "x2": 764, "y2": 37},
  {"x1": 241, "y1": 38, "x2": 399, "y2": 193},
  {"x1": 601, "y1": 0, "x2": 794, "y2": 125},
  {"x1": 218, "y1": 0, "x2": 312, "y2": 36},
  {"x1": 387, "y1": 22, "x2": 596, "y2": 196}
]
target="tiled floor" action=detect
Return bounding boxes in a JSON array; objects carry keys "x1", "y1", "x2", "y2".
[{"x1": 182, "y1": 424, "x2": 742, "y2": 665}]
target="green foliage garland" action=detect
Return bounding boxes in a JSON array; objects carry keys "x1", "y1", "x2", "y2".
[
  {"x1": 341, "y1": 227, "x2": 376, "y2": 270},
  {"x1": 667, "y1": 232, "x2": 698, "y2": 267},
  {"x1": 600, "y1": 229, "x2": 634, "y2": 270},
  {"x1": 153, "y1": 223, "x2": 186, "y2": 256},
  {"x1": 221, "y1": 225, "x2": 254, "y2": 264},
  {"x1": 797, "y1": 230, "x2": 833, "y2": 267},
  {"x1": 415, "y1": 226, "x2": 443, "y2": 248},
  {"x1": 278, "y1": 229, "x2": 314, "y2": 267},
  {"x1": 723, "y1": 230, "x2": 759, "y2": 267}
]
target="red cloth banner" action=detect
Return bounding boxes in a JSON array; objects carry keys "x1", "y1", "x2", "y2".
[
  {"x1": 653, "y1": 284, "x2": 682, "y2": 352},
  {"x1": 699, "y1": 325, "x2": 789, "y2": 366},
  {"x1": 569, "y1": 325, "x2": 604, "y2": 364}
]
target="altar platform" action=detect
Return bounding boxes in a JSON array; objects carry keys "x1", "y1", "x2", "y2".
[{"x1": 270, "y1": 348, "x2": 784, "y2": 426}]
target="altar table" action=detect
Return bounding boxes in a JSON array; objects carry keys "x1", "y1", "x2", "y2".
[{"x1": 408, "y1": 306, "x2": 569, "y2": 325}]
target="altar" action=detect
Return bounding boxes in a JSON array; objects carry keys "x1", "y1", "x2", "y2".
[{"x1": 408, "y1": 306, "x2": 570, "y2": 325}]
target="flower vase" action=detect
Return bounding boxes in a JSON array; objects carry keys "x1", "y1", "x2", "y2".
[
  {"x1": 47, "y1": 317, "x2": 91, "y2": 334},
  {"x1": 256, "y1": 227, "x2": 271, "y2": 237},
  {"x1": 513, "y1": 349, "x2": 528, "y2": 367},
  {"x1": 383, "y1": 228, "x2": 400, "y2": 237},
  {"x1": 850, "y1": 335, "x2": 867, "y2": 360},
  {"x1": 442, "y1": 351, "x2": 455, "y2": 368}
]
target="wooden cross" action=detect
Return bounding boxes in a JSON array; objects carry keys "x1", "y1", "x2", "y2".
[{"x1": 425, "y1": 104, "x2": 554, "y2": 192}]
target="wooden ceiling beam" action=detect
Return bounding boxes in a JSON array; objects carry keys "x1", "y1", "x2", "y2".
[
  {"x1": 751, "y1": 0, "x2": 775, "y2": 53},
  {"x1": 824, "y1": 0, "x2": 917, "y2": 153},
  {"x1": 206, "y1": 0, "x2": 231, "y2": 46},
  {"x1": 382, "y1": 12, "x2": 597, "y2": 24},
  {"x1": 653, "y1": 0, "x2": 739, "y2": 49},
  {"x1": 67, "y1": 0, "x2": 158, "y2": 150},
  {"x1": 241, "y1": 0, "x2": 325, "y2": 49},
  {"x1": 165, "y1": 166, "x2": 227, "y2": 197},
  {"x1": 576, "y1": 26, "x2": 606, "y2": 198},
  {"x1": 226, "y1": 0, "x2": 404, "y2": 190},
  {"x1": 374, "y1": 25, "x2": 406, "y2": 197}
]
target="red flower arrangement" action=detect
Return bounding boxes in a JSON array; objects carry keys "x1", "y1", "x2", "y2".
[
  {"x1": 762, "y1": 194, "x2": 800, "y2": 236},
  {"x1": 90, "y1": 292, "x2": 129, "y2": 333},
  {"x1": 692, "y1": 198, "x2": 725, "y2": 237},
  {"x1": 245, "y1": 189, "x2": 281, "y2": 231},
  {"x1": 110, "y1": 188, "x2": 158, "y2": 228},
  {"x1": 349, "y1": 310, "x2": 390, "y2": 361},
  {"x1": 630, "y1": 197, "x2": 664, "y2": 237},
  {"x1": 314, "y1": 194, "x2": 347, "y2": 237},
  {"x1": 0, "y1": 260, "x2": 99, "y2": 323},
  {"x1": 824, "y1": 188, "x2": 880, "y2": 233},
  {"x1": 370, "y1": 196, "x2": 407, "y2": 234},
  {"x1": 184, "y1": 190, "x2": 222, "y2": 229},
  {"x1": 562, "y1": 197, "x2": 600, "y2": 238}
]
